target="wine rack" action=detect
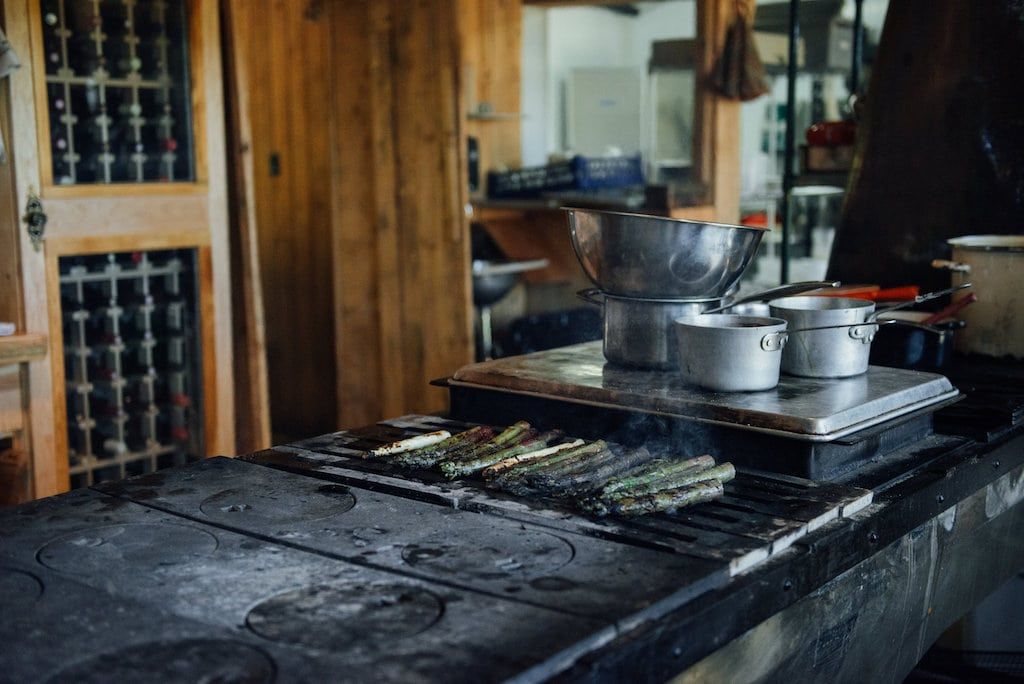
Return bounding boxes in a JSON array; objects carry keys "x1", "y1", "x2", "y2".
[
  {"x1": 60, "y1": 249, "x2": 202, "y2": 488},
  {"x1": 40, "y1": 0, "x2": 194, "y2": 184}
]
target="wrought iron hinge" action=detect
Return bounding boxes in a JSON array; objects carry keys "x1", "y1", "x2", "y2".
[{"x1": 22, "y1": 188, "x2": 46, "y2": 251}]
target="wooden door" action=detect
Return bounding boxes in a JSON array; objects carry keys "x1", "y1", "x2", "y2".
[{"x1": 4, "y1": 0, "x2": 233, "y2": 497}]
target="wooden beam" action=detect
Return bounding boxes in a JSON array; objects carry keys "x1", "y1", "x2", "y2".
[
  {"x1": 330, "y1": 0, "x2": 386, "y2": 427},
  {"x1": 221, "y1": 0, "x2": 271, "y2": 453},
  {"x1": 0, "y1": 334, "x2": 46, "y2": 366},
  {"x1": 330, "y1": 0, "x2": 474, "y2": 426}
]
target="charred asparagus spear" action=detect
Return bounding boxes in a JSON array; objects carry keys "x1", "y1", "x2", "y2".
[
  {"x1": 599, "y1": 455, "x2": 716, "y2": 497},
  {"x1": 536, "y1": 446, "x2": 657, "y2": 495},
  {"x1": 440, "y1": 421, "x2": 532, "y2": 466},
  {"x1": 393, "y1": 426, "x2": 495, "y2": 468},
  {"x1": 439, "y1": 430, "x2": 561, "y2": 479},
  {"x1": 599, "y1": 462, "x2": 735, "y2": 501},
  {"x1": 369, "y1": 430, "x2": 452, "y2": 457},
  {"x1": 588, "y1": 480, "x2": 724, "y2": 517},
  {"x1": 482, "y1": 439, "x2": 585, "y2": 478},
  {"x1": 494, "y1": 441, "x2": 607, "y2": 485}
]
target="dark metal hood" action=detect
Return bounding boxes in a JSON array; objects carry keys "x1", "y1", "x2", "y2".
[{"x1": 827, "y1": 0, "x2": 1024, "y2": 292}]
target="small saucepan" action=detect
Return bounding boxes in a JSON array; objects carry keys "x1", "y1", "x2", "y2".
[
  {"x1": 578, "y1": 280, "x2": 839, "y2": 370},
  {"x1": 768, "y1": 296, "x2": 877, "y2": 378},
  {"x1": 869, "y1": 312, "x2": 965, "y2": 372},
  {"x1": 673, "y1": 314, "x2": 895, "y2": 392},
  {"x1": 768, "y1": 283, "x2": 972, "y2": 379}
]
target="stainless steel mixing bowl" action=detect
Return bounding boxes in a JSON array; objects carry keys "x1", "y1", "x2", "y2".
[{"x1": 566, "y1": 207, "x2": 768, "y2": 299}]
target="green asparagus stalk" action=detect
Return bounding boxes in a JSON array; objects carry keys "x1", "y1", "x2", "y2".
[
  {"x1": 482, "y1": 439, "x2": 585, "y2": 478},
  {"x1": 600, "y1": 462, "x2": 735, "y2": 501},
  {"x1": 441, "y1": 421, "x2": 532, "y2": 466},
  {"x1": 539, "y1": 446, "x2": 657, "y2": 495},
  {"x1": 439, "y1": 429, "x2": 560, "y2": 479},
  {"x1": 596, "y1": 480, "x2": 724, "y2": 517},
  {"x1": 495, "y1": 441, "x2": 607, "y2": 484},
  {"x1": 369, "y1": 430, "x2": 452, "y2": 457},
  {"x1": 599, "y1": 455, "x2": 716, "y2": 497},
  {"x1": 393, "y1": 426, "x2": 494, "y2": 468},
  {"x1": 527, "y1": 442, "x2": 620, "y2": 480}
]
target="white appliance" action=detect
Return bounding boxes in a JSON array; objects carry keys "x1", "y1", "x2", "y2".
[{"x1": 566, "y1": 67, "x2": 642, "y2": 157}]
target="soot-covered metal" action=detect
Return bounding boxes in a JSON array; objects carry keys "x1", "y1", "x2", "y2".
[{"x1": 0, "y1": 357, "x2": 1022, "y2": 681}]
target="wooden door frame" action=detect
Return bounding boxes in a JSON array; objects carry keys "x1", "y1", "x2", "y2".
[{"x1": 4, "y1": 0, "x2": 234, "y2": 497}]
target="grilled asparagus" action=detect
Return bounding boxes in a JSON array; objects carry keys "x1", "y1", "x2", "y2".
[
  {"x1": 591, "y1": 480, "x2": 724, "y2": 517},
  {"x1": 494, "y1": 441, "x2": 607, "y2": 484},
  {"x1": 370, "y1": 430, "x2": 452, "y2": 457},
  {"x1": 393, "y1": 425, "x2": 495, "y2": 468},
  {"x1": 439, "y1": 430, "x2": 561, "y2": 479},
  {"x1": 482, "y1": 439, "x2": 585, "y2": 478},
  {"x1": 599, "y1": 462, "x2": 735, "y2": 501},
  {"x1": 440, "y1": 421, "x2": 532, "y2": 466},
  {"x1": 537, "y1": 446, "x2": 657, "y2": 495},
  {"x1": 599, "y1": 455, "x2": 716, "y2": 497}
]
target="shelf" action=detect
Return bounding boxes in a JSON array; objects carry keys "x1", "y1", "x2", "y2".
[
  {"x1": 467, "y1": 112, "x2": 521, "y2": 121},
  {"x1": 0, "y1": 334, "x2": 47, "y2": 366}
]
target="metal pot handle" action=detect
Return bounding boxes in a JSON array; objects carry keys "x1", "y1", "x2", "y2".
[
  {"x1": 931, "y1": 259, "x2": 971, "y2": 273},
  {"x1": 870, "y1": 283, "x2": 972, "y2": 319},
  {"x1": 704, "y1": 280, "x2": 840, "y2": 314},
  {"x1": 760, "y1": 319, "x2": 898, "y2": 350},
  {"x1": 577, "y1": 288, "x2": 605, "y2": 306},
  {"x1": 760, "y1": 332, "x2": 788, "y2": 352}
]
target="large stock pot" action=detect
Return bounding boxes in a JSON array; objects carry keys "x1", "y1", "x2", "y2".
[{"x1": 933, "y1": 235, "x2": 1024, "y2": 359}]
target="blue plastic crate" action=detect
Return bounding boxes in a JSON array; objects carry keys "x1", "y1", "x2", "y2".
[
  {"x1": 570, "y1": 155, "x2": 644, "y2": 190},
  {"x1": 487, "y1": 155, "x2": 643, "y2": 199}
]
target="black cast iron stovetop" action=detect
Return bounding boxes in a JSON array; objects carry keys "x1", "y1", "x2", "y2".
[{"x1": 0, "y1": 356, "x2": 1022, "y2": 682}]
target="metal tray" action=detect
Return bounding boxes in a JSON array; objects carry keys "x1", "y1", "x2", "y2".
[{"x1": 451, "y1": 342, "x2": 959, "y2": 441}]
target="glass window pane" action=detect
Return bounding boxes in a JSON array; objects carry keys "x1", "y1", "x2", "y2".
[{"x1": 40, "y1": 0, "x2": 195, "y2": 184}]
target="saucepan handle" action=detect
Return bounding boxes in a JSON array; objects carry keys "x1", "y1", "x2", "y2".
[
  {"x1": 704, "y1": 280, "x2": 840, "y2": 314},
  {"x1": 870, "y1": 283, "x2": 973, "y2": 319},
  {"x1": 760, "y1": 332, "x2": 788, "y2": 352},
  {"x1": 931, "y1": 259, "x2": 971, "y2": 273},
  {"x1": 760, "y1": 319, "x2": 898, "y2": 350}
]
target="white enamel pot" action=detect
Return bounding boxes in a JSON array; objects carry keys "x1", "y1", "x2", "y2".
[{"x1": 933, "y1": 235, "x2": 1024, "y2": 359}]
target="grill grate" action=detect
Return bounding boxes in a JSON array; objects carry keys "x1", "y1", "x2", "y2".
[
  {"x1": 269, "y1": 415, "x2": 873, "y2": 576},
  {"x1": 936, "y1": 356, "x2": 1024, "y2": 442}
]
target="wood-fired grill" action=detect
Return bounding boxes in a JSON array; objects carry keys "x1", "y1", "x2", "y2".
[{"x1": 0, "y1": 356, "x2": 1021, "y2": 682}]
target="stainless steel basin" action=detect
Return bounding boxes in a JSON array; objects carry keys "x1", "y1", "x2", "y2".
[{"x1": 566, "y1": 208, "x2": 768, "y2": 299}]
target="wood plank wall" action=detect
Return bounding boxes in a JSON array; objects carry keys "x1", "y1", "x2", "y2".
[
  {"x1": 227, "y1": 0, "x2": 475, "y2": 438},
  {"x1": 330, "y1": 0, "x2": 473, "y2": 428},
  {"x1": 460, "y1": 0, "x2": 523, "y2": 194},
  {"x1": 229, "y1": 0, "x2": 337, "y2": 439},
  {"x1": 0, "y1": 80, "x2": 24, "y2": 328},
  {"x1": 221, "y1": 0, "x2": 271, "y2": 453}
]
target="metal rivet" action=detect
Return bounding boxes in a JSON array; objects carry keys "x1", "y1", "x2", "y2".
[
  {"x1": 936, "y1": 494, "x2": 945, "y2": 504},
  {"x1": 783, "y1": 579, "x2": 793, "y2": 591},
  {"x1": 993, "y1": 461, "x2": 1001, "y2": 468},
  {"x1": 672, "y1": 646, "x2": 683, "y2": 658},
  {"x1": 868, "y1": 532, "x2": 879, "y2": 543}
]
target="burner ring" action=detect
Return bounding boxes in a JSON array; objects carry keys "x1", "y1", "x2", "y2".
[
  {"x1": 0, "y1": 567, "x2": 44, "y2": 609},
  {"x1": 401, "y1": 529, "x2": 575, "y2": 581},
  {"x1": 199, "y1": 483, "x2": 356, "y2": 526},
  {"x1": 246, "y1": 582, "x2": 443, "y2": 651},
  {"x1": 37, "y1": 523, "x2": 219, "y2": 576}
]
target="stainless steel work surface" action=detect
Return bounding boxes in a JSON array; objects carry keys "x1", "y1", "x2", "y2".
[{"x1": 451, "y1": 342, "x2": 959, "y2": 440}]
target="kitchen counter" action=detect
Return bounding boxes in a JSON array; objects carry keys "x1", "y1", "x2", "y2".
[{"x1": 1, "y1": 356, "x2": 1022, "y2": 682}]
